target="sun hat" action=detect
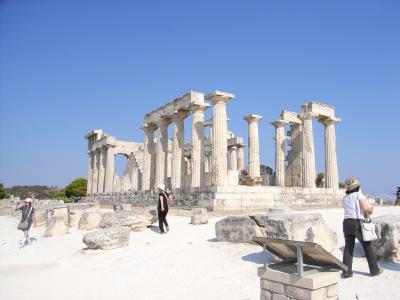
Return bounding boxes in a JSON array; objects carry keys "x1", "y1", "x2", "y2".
[
  {"x1": 344, "y1": 178, "x2": 360, "y2": 192},
  {"x1": 24, "y1": 198, "x2": 33, "y2": 203},
  {"x1": 157, "y1": 183, "x2": 165, "y2": 191}
]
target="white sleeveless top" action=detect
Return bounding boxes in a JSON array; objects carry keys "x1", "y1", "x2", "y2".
[{"x1": 342, "y1": 191, "x2": 366, "y2": 219}]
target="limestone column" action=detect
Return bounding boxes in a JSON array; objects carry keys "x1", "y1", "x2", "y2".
[
  {"x1": 320, "y1": 117, "x2": 340, "y2": 188},
  {"x1": 229, "y1": 146, "x2": 238, "y2": 171},
  {"x1": 141, "y1": 125, "x2": 155, "y2": 191},
  {"x1": 91, "y1": 149, "x2": 100, "y2": 194},
  {"x1": 104, "y1": 146, "x2": 115, "y2": 194},
  {"x1": 206, "y1": 91, "x2": 234, "y2": 186},
  {"x1": 155, "y1": 118, "x2": 169, "y2": 187},
  {"x1": 97, "y1": 147, "x2": 106, "y2": 194},
  {"x1": 86, "y1": 151, "x2": 94, "y2": 195},
  {"x1": 244, "y1": 114, "x2": 262, "y2": 178},
  {"x1": 130, "y1": 163, "x2": 139, "y2": 191},
  {"x1": 190, "y1": 104, "x2": 207, "y2": 188},
  {"x1": 171, "y1": 111, "x2": 188, "y2": 190},
  {"x1": 271, "y1": 119, "x2": 288, "y2": 187},
  {"x1": 237, "y1": 144, "x2": 245, "y2": 170},
  {"x1": 298, "y1": 112, "x2": 316, "y2": 188}
]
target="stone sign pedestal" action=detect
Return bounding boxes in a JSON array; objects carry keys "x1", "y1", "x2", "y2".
[{"x1": 258, "y1": 265, "x2": 339, "y2": 300}]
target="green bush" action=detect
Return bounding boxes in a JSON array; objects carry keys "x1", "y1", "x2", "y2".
[
  {"x1": 0, "y1": 183, "x2": 9, "y2": 199},
  {"x1": 65, "y1": 178, "x2": 87, "y2": 198}
]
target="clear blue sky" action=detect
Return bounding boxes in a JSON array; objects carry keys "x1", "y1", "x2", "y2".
[{"x1": 0, "y1": 0, "x2": 399, "y2": 198}]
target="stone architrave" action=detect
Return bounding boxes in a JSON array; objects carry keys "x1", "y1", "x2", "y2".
[
  {"x1": 155, "y1": 118, "x2": 170, "y2": 187},
  {"x1": 190, "y1": 103, "x2": 208, "y2": 188},
  {"x1": 229, "y1": 146, "x2": 238, "y2": 171},
  {"x1": 237, "y1": 144, "x2": 245, "y2": 171},
  {"x1": 271, "y1": 119, "x2": 288, "y2": 187},
  {"x1": 319, "y1": 116, "x2": 340, "y2": 188},
  {"x1": 298, "y1": 111, "x2": 317, "y2": 188},
  {"x1": 142, "y1": 125, "x2": 155, "y2": 191},
  {"x1": 104, "y1": 146, "x2": 115, "y2": 194},
  {"x1": 92, "y1": 150, "x2": 100, "y2": 194},
  {"x1": 171, "y1": 111, "x2": 188, "y2": 190},
  {"x1": 86, "y1": 152, "x2": 94, "y2": 194},
  {"x1": 206, "y1": 91, "x2": 234, "y2": 186},
  {"x1": 97, "y1": 147, "x2": 106, "y2": 194},
  {"x1": 244, "y1": 114, "x2": 263, "y2": 178}
]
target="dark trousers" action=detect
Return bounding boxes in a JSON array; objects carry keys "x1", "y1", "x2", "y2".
[
  {"x1": 158, "y1": 208, "x2": 169, "y2": 233},
  {"x1": 342, "y1": 218, "x2": 379, "y2": 274}
]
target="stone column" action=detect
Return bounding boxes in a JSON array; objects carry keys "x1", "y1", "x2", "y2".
[
  {"x1": 97, "y1": 147, "x2": 106, "y2": 194},
  {"x1": 171, "y1": 111, "x2": 188, "y2": 190},
  {"x1": 229, "y1": 146, "x2": 238, "y2": 171},
  {"x1": 298, "y1": 112, "x2": 316, "y2": 188},
  {"x1": 271, "y1": 119, "x2": 288, "y2": 187},
  {"x1": 206, "y1": 91, "x2": 234, "y2": 186},
  {"x1": 155, "y1": 118, "x2": 169, "y2": 188},
  {"x1": 142, "y1": 125, "x2": 155, "y2": 191},
  {"x1": 320, "y1": 117, "x2": 340, "y2": 188},
  {"x1": 104, "y1": 146, "x2": 115, "y2": 194},
  {"x1": 91, "y1": 149, "x2": 100, "y2": 194},
  {"x1": 237, "y1": 144, "x2": 245, "y2": 170},
  {"x1": 244, "y1": 114, "x2": 263, "y2": 178},
  {"x1": 190, "y1": 104, "x2": 208, "y2": 189},
  {"x1": 86, "y1": 151, "x2": 94, "y2": 195},
  {"x1": 130, "y1": 163, "x2": 139, "y2": 191}
]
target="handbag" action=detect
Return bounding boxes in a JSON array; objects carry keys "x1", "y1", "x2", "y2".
[
  {"x1": 360, "y1": 218, "x2": 378, "y2": 242},
  {"x1": 17, "y1": 207, "x2": 33, "y2": 231}
]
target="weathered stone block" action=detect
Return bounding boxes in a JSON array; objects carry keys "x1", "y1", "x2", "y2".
[
  {"x1": 191, "y1": 208, "x2": 208, "y2": 225},
  {"x1": 99, "y1": 212, "x2": 121, "y2": 228},
  {"x1": 272, "y1": 294, "x2": 289, "y2": 300},
  {"x1": 215, "y1": 216, "x2": 266, "y2": 243},
  {"x1": 115, "y1": 210, "x2": 151, "y2": 231},
  {"x1": 254, "y1": 213, "x2": 337, "y2": 252},
  {"x1": 83, "y1": 227, "x2": 129, "y2": 250},
  {"x1": 285, "y1": 286, "x2": 326, "y2": 300},
  {"x1": 260, "y1": 290, "x2": 272, "y2": 300},
  {"x1": 261, "y1": 280, "x2": 284, "y2": 294},
  {"x1": 326, "y1": 284, "x2": 338, "y2": 297},
  {"x1": 44, "y1": 217, "x2": 68, "y2": 237},
  {"x1": 46, "y1": 205, "x2": 69, "y2": 225},
  {"x1": 372, "y1": 214, "x2": 400, "y2": 262},
  {"x1": 79, "y1": 210, "x2": 102, "y2": 230}
]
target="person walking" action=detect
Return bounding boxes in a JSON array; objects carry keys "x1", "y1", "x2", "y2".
[
  {"x1": 15, "y1": 198, "x2": 36, "y2": 247},
  {"x1": 342, "y1": 178, "x2": 383, "y2": 278},
  {"x1": 157, "y1": 184, "x2": 171, "y2": 234}
]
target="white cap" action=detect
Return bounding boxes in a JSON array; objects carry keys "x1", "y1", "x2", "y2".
[
  {"x1": 24, "y1": 198, "x2": 33, "y2": 203},
  {"x1": 157, "y1": 183, "x2": 165, "y2": 191}
]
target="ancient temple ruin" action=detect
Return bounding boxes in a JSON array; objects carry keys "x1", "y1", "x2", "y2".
[{"x1": 85, "y1": 90, "x2": 343, "y2": 210}]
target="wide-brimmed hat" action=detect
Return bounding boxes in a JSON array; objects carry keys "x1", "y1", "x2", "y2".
[
  {"x1": 157, "y1": 183, "x2": 165, "y2": 191},
  {"x1": 345, "y1": 178, "x2": 360, "y2": 192},
  {"x1": 24, "y1": 198, "x2": 33, "y2": 203}
]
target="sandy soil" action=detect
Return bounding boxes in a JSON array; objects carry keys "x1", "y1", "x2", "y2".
[{"x1": 0, "y1": 207, "x2": 399, "y2": 300}]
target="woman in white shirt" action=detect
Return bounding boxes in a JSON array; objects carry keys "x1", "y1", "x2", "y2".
[{"x1": 342, "y1": 178, "x2": 383, "y2": 278}]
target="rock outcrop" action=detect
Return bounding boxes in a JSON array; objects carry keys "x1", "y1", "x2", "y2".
[
  {"x1": 191, "y1": 208, "x2": 208, "y2": 225},
  {"x1": 215, "y1": 216, "x2": 266, "y2": 243},
  {"x1": 83, "y1": 227, "x2": 129, "y2": 250},
  {"x1": 372, "y1": 214, "x2": 400, "y2": 262}
]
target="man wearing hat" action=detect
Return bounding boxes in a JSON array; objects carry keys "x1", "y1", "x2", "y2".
[
  {"x1": 14, "y1": 198, "x2": 36, "y2": 247},
  {"x1": 341, "y1": 178, "x2": 382, "y2": 277}
]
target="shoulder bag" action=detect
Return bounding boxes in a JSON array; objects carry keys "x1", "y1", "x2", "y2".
[
  {"x1": 17, "y1": 207, "x2": 33, "y2": 231},
  {"x1": 355, "y1": 194, "x2": 378, "y2": 241}
]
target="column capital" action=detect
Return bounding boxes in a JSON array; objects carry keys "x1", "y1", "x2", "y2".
[
  {"x1": 318, "y1": 116, "x2": 341, "y2": 126},
  {"x1": 190, "y1": 103, "x2": 209, "y2": 113},
  {"x1": 228, "y1": 145, "x2": 238, "y2": 151},
  {"x1": 206, "y1": 91, "x2": 235, "y2": 104},
  {"x1": 171, "y1": 110, "x2": 189, "y2": 121},
  {"x1": 271, "y1": 119, "x2": 288, "y2": 128},
  {"x1": 155, "y1": 116, "x2": 170, "y2": 128},
  {"x1": 243, "y1": 114, "x2": 263, "y2": 123},
  {"x1": 297, "y1": 112, "x2": 317, "y2": 121},
  {"x1": 141, "y1": 123, "x2": 157, "y2": 132}
]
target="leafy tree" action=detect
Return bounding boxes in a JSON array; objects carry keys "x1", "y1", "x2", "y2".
[
  {"x1": 6, "y1": 185, "x2": 60, "y2": 199},
  {"x1": 65, "y1": 178, "x2": 87, "y2": 198},
  {"x1": 0, "y1": 183, "x2": 9, "y2": 199},
  {"x1": 339, "y1": 182, "x2": 346, "y2": 189},
  {"x1": 316, "y1": 173, "x2": 325, "y2": 188},
  {"x1": 55, "y1": 190, "x2": 66, "y2": 199}
]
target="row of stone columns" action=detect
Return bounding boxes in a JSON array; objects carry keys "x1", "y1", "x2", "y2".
[
  {"x1": 271, "y1": 112, "x2": 340, "y2": 188},
  {"x1": 87, "y1": 145, "x2": 115, "y2": 194}
]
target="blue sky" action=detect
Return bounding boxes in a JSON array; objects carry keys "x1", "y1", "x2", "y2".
[{"x1": 0, "y1": 0, "x2": 399, "y2": 198}]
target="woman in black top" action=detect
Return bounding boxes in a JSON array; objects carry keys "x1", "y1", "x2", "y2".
[{"x1": 157, "y1": 183, "x2": 171, "y2": 234}]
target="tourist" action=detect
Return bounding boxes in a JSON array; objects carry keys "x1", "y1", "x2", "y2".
[
  {"x1": 157, "y1": 183, "x2": 171, "y2": 234},
  {"x1": 394, "y1": 187, "x2": 400, "y2": 206},
  {"x1": 14, "y1": 198, "x2": 36, "y2": 247},
  {"x1": 342, "y1": 178, "x2": 383, "y2": 278}
]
